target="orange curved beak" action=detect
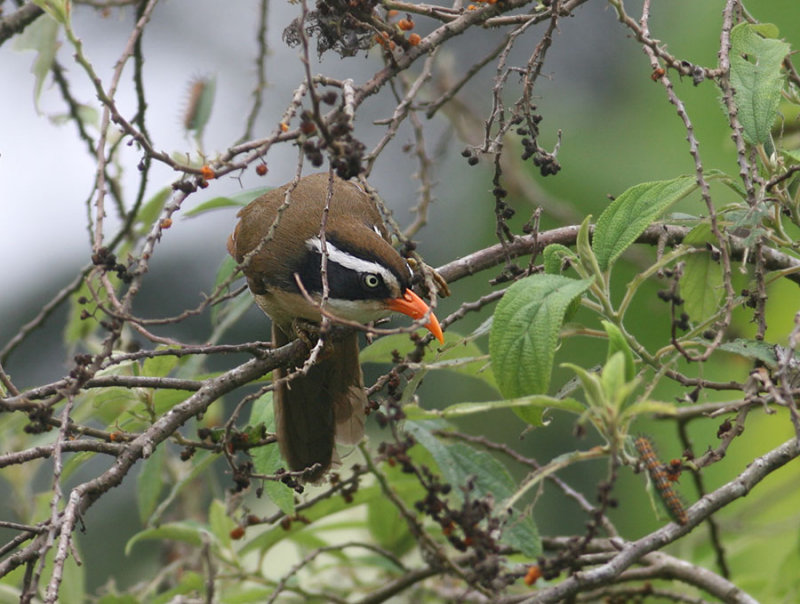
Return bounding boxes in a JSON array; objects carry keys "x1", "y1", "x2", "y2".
[{"x1": 386, "y1": 289, "x2": 444, "y2": 344}]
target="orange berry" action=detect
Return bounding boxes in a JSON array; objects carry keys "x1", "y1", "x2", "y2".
[
  {"x1": 160, "y1": 218, "x2": 172, "y2": 229},
  {"x1": 387, "y1": 9, "x2": 398, "y2": 17},
  {"x1": 524, "y1": 565, "x2": 541, "y2": 586},
  {"x1": 398, "y1": 18, "x2": 414, "y2": 31},
  {"x1": 256, "y1": 163, "x2": 268, "y2": 176},
  {"x1": 230, "y1": 526, "x2": 245, "y2": 540},
  {"x1": 408, "y1": 33, "x2": 421, "y2": 46},
  {"x1": 279, "y1": 122, "x2": 289, "y2": 132},
  {"x1": 374, "y1": 31, "x2": 395, "y2": 50},
  {"x1": 200, "y1": 165, "x2": 215, "y2": 180}
]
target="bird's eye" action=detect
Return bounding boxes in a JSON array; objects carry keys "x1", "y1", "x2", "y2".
[{"x1": 362, "y1": 273, "x2": 381, "y2": 288}]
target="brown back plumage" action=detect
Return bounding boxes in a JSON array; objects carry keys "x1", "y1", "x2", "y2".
[{"x1": 229, "y1": 174, "x2": 400, "y2": 480}]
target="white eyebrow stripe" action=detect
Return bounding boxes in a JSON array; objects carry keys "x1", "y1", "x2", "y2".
[{"x1": 305, "y1": 236, "x2": 399, "y2": 289}]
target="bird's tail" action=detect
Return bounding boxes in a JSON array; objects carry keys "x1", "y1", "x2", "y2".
[{"x1": 273, "y1": 326, "x2": 366, "y2": 482}]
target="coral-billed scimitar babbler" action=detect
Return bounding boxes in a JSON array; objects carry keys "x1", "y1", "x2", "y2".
[{"x1": 228, "y1": 173, "x2": 443, "y2": 480}]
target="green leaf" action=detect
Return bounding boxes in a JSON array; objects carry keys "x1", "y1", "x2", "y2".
[
  {"x1": 406, "y1": 421, "x2": 541, "y2": 557},
  {"x1": 209, "y1": 499, "x2": 236, "y2": 551},
  {"x1": 239, "y1": 479, "x2": 420, "y2": 555},
  {"x1": 210, "y1": 288, "x2": 254, "y2": 337},
  {"x1": 51, "y1": 546, "x2": 85, "y2": 604},
  {"x1": 152, "y1": 388, "x2": 193, "y2": 415},
  {"x1": 502, "y1": 507, "x2": 541, "y2": 559},
  {"x1": 781, "y1": 149, "x2": 800, "y2": 164},
  {"x1": 217, "y1": 587, "x2": 273, "y2": 604},
  {"x1": 151, "y1": 572, "x2": 205, "y2": 604},
  {"x1": 137, "y1": 443, "x2": 165, "y2": 525},
  {"x1": 248, "y1": 392, "x2": 295, "y2": 515},
  {"x1": 600, "y1": 352, "x2": 627, "y2": 411},
  {"x1": 135, "y1": 187, "x2": 171, "y2": 236},
  {"x1": 366, "y1": 464, "x2": 420, "y2": 557},
  {"x1": 97, "y1": 595, "x2": 139, "y2": 604},
  {"x1": 149, "y1": 451, "x2": 219, "y2": 526},
  {"x1": 61, "y1": 451, "x2": 95, "y2": 484},
  {"x1": 490, "y1": 275, "x2": 593, "y2": 397},
  {"x1": 561, "y1": 363, "x2": 605, "y2": 410},
  {"x1": 576, "y1": 215, "x2": 602, "y2": 279},
  {"x1": 602, "y1": 321, "x2": 635, "y2": 382},
  {"x1": 141, "y1": 348, "x2": 180, "y2": 378},
  {"x1": 65, "y1": 280, "x2": 97, "y2": 344},
  {"x1": 362, "y1": 332, "x2": 498, "y2": 391},
  {"x1": 593, "y1": 176, "x2": 697, "y2": 271},
  {"x1": 621, "y1": 399, "x2": 677, "y2": 421},
  {"x1": 49, "y1": 103, "x2": 99, "y2": 128},
  {"x1": 367, "y1": 494, "x2": 415, "y2": 556},
  {"x1": 403, "y1": 395, "x2": 585, "y2": 425},
  {"x1": 681, "y1": 223, "x2": 724, "y2": 322},
  {"x1": 13, "y1": 15, "x2": 60, "y2": 110},
  {"x1": 730, "y1": 23, "x2": 790, "y2": 145},
  {"x1": 125, "y1": 522, "x2": 206, "y2": 555},
  {"x1": 360, "y1": 333, "x2": 420, "y2": 363},
  {"x1": 543, "y1": 244, "x2": 578, "y2": 275},
  {"x1": 31, "y1": 0, "x2": 69, "y2": 23},
  {"x1": 214, "y1": 254, "x2": 238, "y2": 288},
  {"x1": 718, "y1": 338, "x2": 778, "y2": 367},
  {"x1": 184, "y1": 187, "x2": 272, "y2": 217}
]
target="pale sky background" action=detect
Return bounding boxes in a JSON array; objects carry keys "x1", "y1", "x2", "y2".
[{"x1": 0, "y1": 0, "x2": 620, "y2": 345}]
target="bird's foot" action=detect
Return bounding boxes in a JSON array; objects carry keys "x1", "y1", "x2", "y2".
[
  {"x1": 408, "y1": 257, "x2": 451, "y2": 298},
  {"x1": 291, "y1": 319, "x2": 336, "y2": 360},
  {"x1": 291, "y1": 318, "x2": 320, "y2": 349}
]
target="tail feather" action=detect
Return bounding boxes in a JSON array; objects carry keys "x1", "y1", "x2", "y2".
[{"x1": 273, "y1": 326, "x2": 366, "y2": 481}]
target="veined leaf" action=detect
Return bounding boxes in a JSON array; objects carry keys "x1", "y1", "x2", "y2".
[
  {"x1": 718, "y1": 338, "x2": 778, "y2": 367},
  {"x1": 593, "y1": 176, "x2": 697, "y2": 271},
  {"x1": 681, "y1": 223, "x2": 724, "y2": 322},
  {"x1": 141, "y1": 347, "x2": 180, "y2": 378},
  {"x1": 184, "y1": 187, "x2": 272, "y2": 217},
  {"x1": 125, "y1": 522, "x2": 208, "y2": 555},
  {"x1": 621, "y1": 399, "x2": 677, "y2": 421},
  {"x1": 406, "y1": 421, "x2": 541, "y2": 557},
  {"x1": 208, "y1": 499, "x2": 236, "y2": 551},
  {"x1": 366, "y1": 463, "x2": 422, "y2": 557},
  {"x1": 543, "y1": 243, "x2": 578, "y2": 275},
  {"x1": 362, "y1": 332, "x2": 498, "y2": 391},
  {"x1": 490, "y1": 275, "x2": 593, "y2": 398},
  {"x1": 135, "y1": 187, "x2": 171, "y2": 236},
  {"x1": 403, "y1": 395, "x2": 585, "y2": 425},
  {"x1": 150, "y1": 573, "x2": 204, "y2": 604},
  {"x1": 137, "y1": 443, "x2": 165, "y2": 525},
  {"x1": 31, "y1": 1, "x2": 69, "y2": 24},
  {"x1": 600, "y1": 352, "x2": 627, "y2": 411},
  {"x1": 239, "y1": 479, "x2": 420, "y2": 555},
  {"x1": 602, "y1": 321, "x2": 636, "y2": 382},
  {"x1": 149, "y1": 451, "x2": 219, "y2": 526},
  {"x1": 13, "y1": 15, "x2": 60, "y2": 110},
  {"x1": 248, "y1": 392, "x2": 294, "y2": 515},
  {"x1": 730, "y1": 23, "x2": 790, "y2": 145}
]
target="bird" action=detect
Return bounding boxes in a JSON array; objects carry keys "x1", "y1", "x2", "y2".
[{"x1": 227, "y1": 173, "x2": 444, "y2": 481}]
